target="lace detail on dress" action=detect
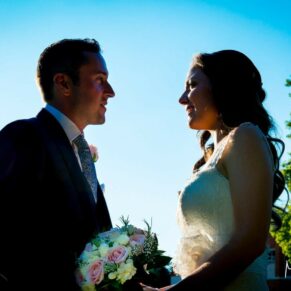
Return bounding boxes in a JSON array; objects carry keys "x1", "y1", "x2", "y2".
[
  {"x1": 173, "y1": 234, "x2": 214, "y2": 278},
  {"x1": 174, "y1": 167, "x2": 234, "y2": 278},
  {"x1": 174, "y1": 122, "x2": 270, "y2": 281}
]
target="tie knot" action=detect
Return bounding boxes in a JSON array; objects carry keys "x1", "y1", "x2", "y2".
[{"x1": 73, "y1": 134, "x2": 89, "y2": 152}]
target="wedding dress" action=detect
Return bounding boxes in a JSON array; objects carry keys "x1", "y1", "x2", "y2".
[{"x1": 175, "y1": 123, "x2": 269, "y2": 290}]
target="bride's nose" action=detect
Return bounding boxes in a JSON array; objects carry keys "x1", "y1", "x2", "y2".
[{"x1": 179, "y1": 91, "x2": 189, "y2": 105}]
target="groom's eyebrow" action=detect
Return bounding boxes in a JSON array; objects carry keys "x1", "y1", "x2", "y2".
[
  {"x1": 95, "y1": 70, "x2": 108, "y2": 75},
  {"x1": 93, "y1": 71, "x2": 108, "y2": 77}
]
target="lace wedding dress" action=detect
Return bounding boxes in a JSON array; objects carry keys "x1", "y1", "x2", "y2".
[{"x1": 174, "y1": 123, "x2": 269, "y2": 290}]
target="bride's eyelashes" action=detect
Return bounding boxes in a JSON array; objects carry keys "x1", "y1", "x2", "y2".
[
  {"x1": 189, "y1": 81, "x2": 197, "y2": 89},
  {"x1": 186, "y1": 79, "x2": 197, "y2": 90}
]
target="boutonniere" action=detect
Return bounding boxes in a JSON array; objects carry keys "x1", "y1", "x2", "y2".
[{"x1": 89, "y1": 144, "x2": 98, "y2": 162}]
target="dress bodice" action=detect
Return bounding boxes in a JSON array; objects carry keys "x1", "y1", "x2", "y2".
[{"x1": 174, "y1": 123, "x2": 270, "y2": 289}]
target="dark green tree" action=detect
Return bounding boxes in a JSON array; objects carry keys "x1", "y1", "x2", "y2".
[
  {"x1": 270, "y1": 77, "x2": 291, "y2": 263},
  {"x1": 282, "y1": 77, "x2": 291, "y2": 190},
  {"x1": 270, "y1": 206, "x2": 291, "y2": 263}
]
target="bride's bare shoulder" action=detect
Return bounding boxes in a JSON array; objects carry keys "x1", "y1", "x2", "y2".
[{"x1": 223, "y1": 122, "x2": 274, "y2": 173}]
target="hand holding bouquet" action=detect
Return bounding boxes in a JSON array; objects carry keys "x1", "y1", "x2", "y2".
[{"x1": 76, "y1": 217, "x2": 171, "y2": 290}]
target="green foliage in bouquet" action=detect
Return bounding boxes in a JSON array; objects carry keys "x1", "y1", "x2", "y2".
[{"x1": 129, "y1": 218, "x2": 172, "y2": 288}]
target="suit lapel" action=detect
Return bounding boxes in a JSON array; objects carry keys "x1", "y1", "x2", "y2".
[{"x1": 35, "y1": 109, "x2": 97, "y2": 221}]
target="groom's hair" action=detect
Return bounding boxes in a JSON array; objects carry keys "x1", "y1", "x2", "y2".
[{"x1": 36, "y1": 38, "x2": 101, "y2": 101}]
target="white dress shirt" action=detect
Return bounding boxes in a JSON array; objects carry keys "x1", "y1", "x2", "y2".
[{"x1": 44, "y1": 104, "x2": 83, "y2": 169}]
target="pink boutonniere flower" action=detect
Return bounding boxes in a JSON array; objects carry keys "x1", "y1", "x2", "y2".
[{"x1": 89, "y1": 144, "x2": 98, "y2": 162}]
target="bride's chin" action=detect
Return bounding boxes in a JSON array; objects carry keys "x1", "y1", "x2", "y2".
[
  {"x1": 188, "y1": 119, "x2": 204, "y2": 130},
  {"x1": 188, "y1": 119, "x2": 198, "y2": 130},
  {"x1": 189, "y1": 124, "x2": 199, "y2": 130}
]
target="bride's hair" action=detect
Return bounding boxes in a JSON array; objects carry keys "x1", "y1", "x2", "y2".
[{"x1": 191, "y1": 50, "x2": 287, "y2": 228}]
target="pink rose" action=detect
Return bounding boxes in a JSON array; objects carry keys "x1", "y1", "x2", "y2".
[
  {"x1": 107, "y1": 246, "x2": 128, "y2": 264},
  {"x1": 87, "y1": 260, "x2": 104, "y2": 285},
  {"x1": 129, "y1": 234, "x2": 146, "y2": 247}
]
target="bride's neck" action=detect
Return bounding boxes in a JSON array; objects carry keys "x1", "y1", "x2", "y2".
[{"x1": 210, "y1": 130, "x2": 229, "y2": 148}]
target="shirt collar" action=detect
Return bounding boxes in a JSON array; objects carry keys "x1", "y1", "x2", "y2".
[{"x1": 44, "y1": 104, "x2": 81, "y2": 143}]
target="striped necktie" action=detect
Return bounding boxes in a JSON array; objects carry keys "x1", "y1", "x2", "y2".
[{"x1": 73, "y1": 134, "x2": 98, "y2": 202}]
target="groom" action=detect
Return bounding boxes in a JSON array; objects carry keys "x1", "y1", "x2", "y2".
[{"x1": 0, "y1": 39, "x2": 114, "y2": 290}]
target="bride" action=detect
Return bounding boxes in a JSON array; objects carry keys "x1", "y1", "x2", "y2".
[{"x1": 143, "y1": 50, "x2": 286, "y2": 290}]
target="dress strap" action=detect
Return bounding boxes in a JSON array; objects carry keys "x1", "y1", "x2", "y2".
[
  {"x1": 208, "y1": 122, "x2": 276, "y2": 172},
  {"x1": 207, "y1": 130, "x2": 234, "y2": 168},
  {"x1": 208, "y1": 122, "x2": 259, "y2": 168}
]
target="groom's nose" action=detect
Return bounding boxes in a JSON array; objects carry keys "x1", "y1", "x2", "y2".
[{"x1": 104, "y1": 81, "x2": 115, "y2": 98}]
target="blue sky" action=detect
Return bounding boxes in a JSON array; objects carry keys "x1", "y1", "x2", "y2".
[{"x1": 0, "y1": 0, "x2": 290, "y2": 257}]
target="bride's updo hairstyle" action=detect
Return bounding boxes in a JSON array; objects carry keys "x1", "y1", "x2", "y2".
[{"x1": 192, "y1": 50, "x2": 286, "y2": 227}]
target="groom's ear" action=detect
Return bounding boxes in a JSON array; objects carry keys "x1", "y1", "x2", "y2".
[{"x1": 53, "y1": 73, "x2": 72, "y2": 97}]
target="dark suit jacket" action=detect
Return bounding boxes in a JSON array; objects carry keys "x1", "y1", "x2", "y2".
[{"x1": 0, "y1": 109, "x2": 112, "y2": 290}]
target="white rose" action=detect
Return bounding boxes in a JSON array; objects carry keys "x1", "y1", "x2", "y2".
[
  {"x1": 115, "y1": 233, "x2": 130, "y2": 245},
  {"x1": 98, "y1": 243, "x2": 110, "y2": 257},
  {"x1": 86, "y1": 251, "x2": 100, "y2": 264}
]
